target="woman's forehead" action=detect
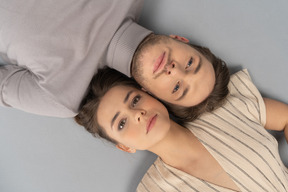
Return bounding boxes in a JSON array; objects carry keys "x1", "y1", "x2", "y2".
[
  {"x1": 96, "y1": 86, "x2": 128, "y2": 127},
  {"x1": 98, "y1": 86, "x2": 140, "y2": 115}
]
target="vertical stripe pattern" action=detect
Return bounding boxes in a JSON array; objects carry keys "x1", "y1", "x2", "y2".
[{"x1": 137, "y1": 69, "x2": 288, "y2": 192}]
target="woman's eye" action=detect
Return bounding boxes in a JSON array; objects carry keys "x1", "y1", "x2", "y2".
[
  {"x1": 185, "y1": 57, "x2": 193, "y2": 69},
  {"x1": 132, "y1": 95, "x2": 141, "y2": 107},
  {"x1": 172, "y1": 82, "x2": 180, "y2": 93},
  {"x1": 118, "y1": 118, "x2": 126, "y2": 130}
]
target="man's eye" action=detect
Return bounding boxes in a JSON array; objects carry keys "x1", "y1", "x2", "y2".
[
  {"x1": 172, "y1": 82, "x2": 180, "y2": 93},
  {"x1": 132, "y1": 95, "x2": 141, "y2": 107},
  {"x1": 185, "y1": 57, "x2": 193, "y2": 69},
  {"x1": 118, "y1": 118, "x2": 126, "y2": 130}
]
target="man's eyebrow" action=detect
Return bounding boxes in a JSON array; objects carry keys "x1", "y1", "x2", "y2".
[
  {"x1": 176, "y1": 87, "x2": 188, "y2": 101},
  {"x1": 111, "y1": 112, "x2": 120, "y2": 129}
]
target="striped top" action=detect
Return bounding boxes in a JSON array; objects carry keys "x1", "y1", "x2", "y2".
[{"x1": 137, "y1": 69, "x2": 288, "y2": 192}]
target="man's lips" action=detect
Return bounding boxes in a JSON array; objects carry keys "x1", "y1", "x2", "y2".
[
  {"x1": 146, "y1": 114, "x2": 157, "y2": 134},
  {"x1": 153, "y1": 52, "x2": 166, "y2": 74}
]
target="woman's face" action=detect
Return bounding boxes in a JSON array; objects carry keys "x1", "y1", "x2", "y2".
[
  {"x1": 133, "y1": 38, "x2": 216, "y2": 107},
  {"x1": 96, "y1": 85, "x2": 170, "y2": 151}
]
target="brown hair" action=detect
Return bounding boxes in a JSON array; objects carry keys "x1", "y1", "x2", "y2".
[
  {"x1": 131, "y1": 35, "x2": 230, "y2": 122},
  {"x1": 74, "y1": 67, "x2": 140, "y2": 144}
]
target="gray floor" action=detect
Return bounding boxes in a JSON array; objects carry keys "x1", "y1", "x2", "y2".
[{"x1": 1, "y1": 1, "x2": 287, "y2": 192}]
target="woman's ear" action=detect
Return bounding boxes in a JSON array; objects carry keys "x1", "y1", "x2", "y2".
[
  {"x1": 141, "y1": 87, "x2": 153, "y2": 96},
  {"x1": 141, "y1": 87, "x2": 148, "y2": 92},
  {"x1": 116, "y1": 144, "x2": 136, "y2": 153},
  {"x1": 169, "y1": 34, "x2": 189, "y2": 43}
]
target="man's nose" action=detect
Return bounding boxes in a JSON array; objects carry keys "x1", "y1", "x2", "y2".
[
  {"x1": 165, "y1": 62, "x2": 183, "y2": 76},
  {"x1": 165, "y1": 62, "x2": 175, "y2": 75}
]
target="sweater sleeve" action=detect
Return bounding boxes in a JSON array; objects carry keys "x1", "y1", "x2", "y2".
[
  {"x1": 0, "y1": 64, "x2": 76, "y2": 117},
  {"x1": 0, "y1": 0, "x2": 147, "y2": 117}
]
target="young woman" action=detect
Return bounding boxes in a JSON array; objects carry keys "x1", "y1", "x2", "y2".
[{"x1": 75, "y1": 67, "x2": 288, "y2": 192}]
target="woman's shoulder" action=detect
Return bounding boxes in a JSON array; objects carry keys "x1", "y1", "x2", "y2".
[
  {"x1": 228, "y1": 68, "x2": 256, "y2": 95},
  {"x1": 228, "y1": 68, "x2": 266, "y2": 126},
  {"x1": 230, "y1": 68, "x2": 250, "y2": 82}
]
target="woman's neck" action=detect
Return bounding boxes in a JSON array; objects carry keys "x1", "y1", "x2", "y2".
[{"x1": 149, "y1": 120, "x2": 202, "y2": 168}]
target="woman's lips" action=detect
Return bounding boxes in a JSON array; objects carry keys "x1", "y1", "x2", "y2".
[
  {"x1": 153, "y1": 52, "x2": 166, "y2": 74},
  {"x1": 146, "y1": 114, "x2": 157, "y2": 134}
]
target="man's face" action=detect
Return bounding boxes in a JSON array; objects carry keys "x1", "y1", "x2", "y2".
[{"x1": 132, "y1": 37, "x2": 216, "y2": 107}]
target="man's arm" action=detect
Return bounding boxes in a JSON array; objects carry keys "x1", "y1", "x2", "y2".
[
  {"x1": 0, "y1": 0, "x2": 148, "y2": 117},
  {"x1": 0, "y1": 65, "x2": 76, "y2": 117},
  {"x1": 264, "y1": 97, "x2": 288, "y2": 143}
]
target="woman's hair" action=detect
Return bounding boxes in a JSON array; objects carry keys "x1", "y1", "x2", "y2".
[
  {"x1": 131, "y1": 34, "x2": 230, "y2": 122},
  {"x1": 74, "y1": 67, "x2": 140, "y2": 144},
  {"x1": 165, "y1": 44, "x2": 230, "y2": 122}
]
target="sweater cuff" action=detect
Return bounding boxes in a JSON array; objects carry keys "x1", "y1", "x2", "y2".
[{"x1": 106, "y1": 20, "x2": 152, "y2": 77}]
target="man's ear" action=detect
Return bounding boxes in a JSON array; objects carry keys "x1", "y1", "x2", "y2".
[
  {"x1": 169, "y1": 34, "x2": 189, "y2": 43},
  {"x1": 116, "y1": 144, "x2": 136, "y2": 153}
]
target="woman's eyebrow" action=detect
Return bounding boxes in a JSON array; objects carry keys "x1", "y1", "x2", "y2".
[
  {"x1": 124, "y1": 90, "x2": 133, "y2": 103},
  {"x1": 111, "y1": 90, "x2": 134, "y2": 129},
  {"x1": 111, "y1": 112, "x2": 120, "y2": 129}
]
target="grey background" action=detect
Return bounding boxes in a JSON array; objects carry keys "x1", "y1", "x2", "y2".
[{"x1": 1, "y1": 1, "x2": 287, "y2": 192}]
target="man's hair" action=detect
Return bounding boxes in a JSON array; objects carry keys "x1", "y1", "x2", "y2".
[
  {"x1": 131, "y1": 35, "x2": 230, "y2": 122},
  {"x1": 74, "y1": 67, "x2": 140, "y2": 144}
]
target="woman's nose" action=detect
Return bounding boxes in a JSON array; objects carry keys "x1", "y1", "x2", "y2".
[{"x1": 135, "y1": 109, "x2": 146, "y2": 122}]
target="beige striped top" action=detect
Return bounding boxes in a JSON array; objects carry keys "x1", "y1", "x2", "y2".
[{"x1": 137, "y1": 69, "x2": 288, "y2": 192}]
